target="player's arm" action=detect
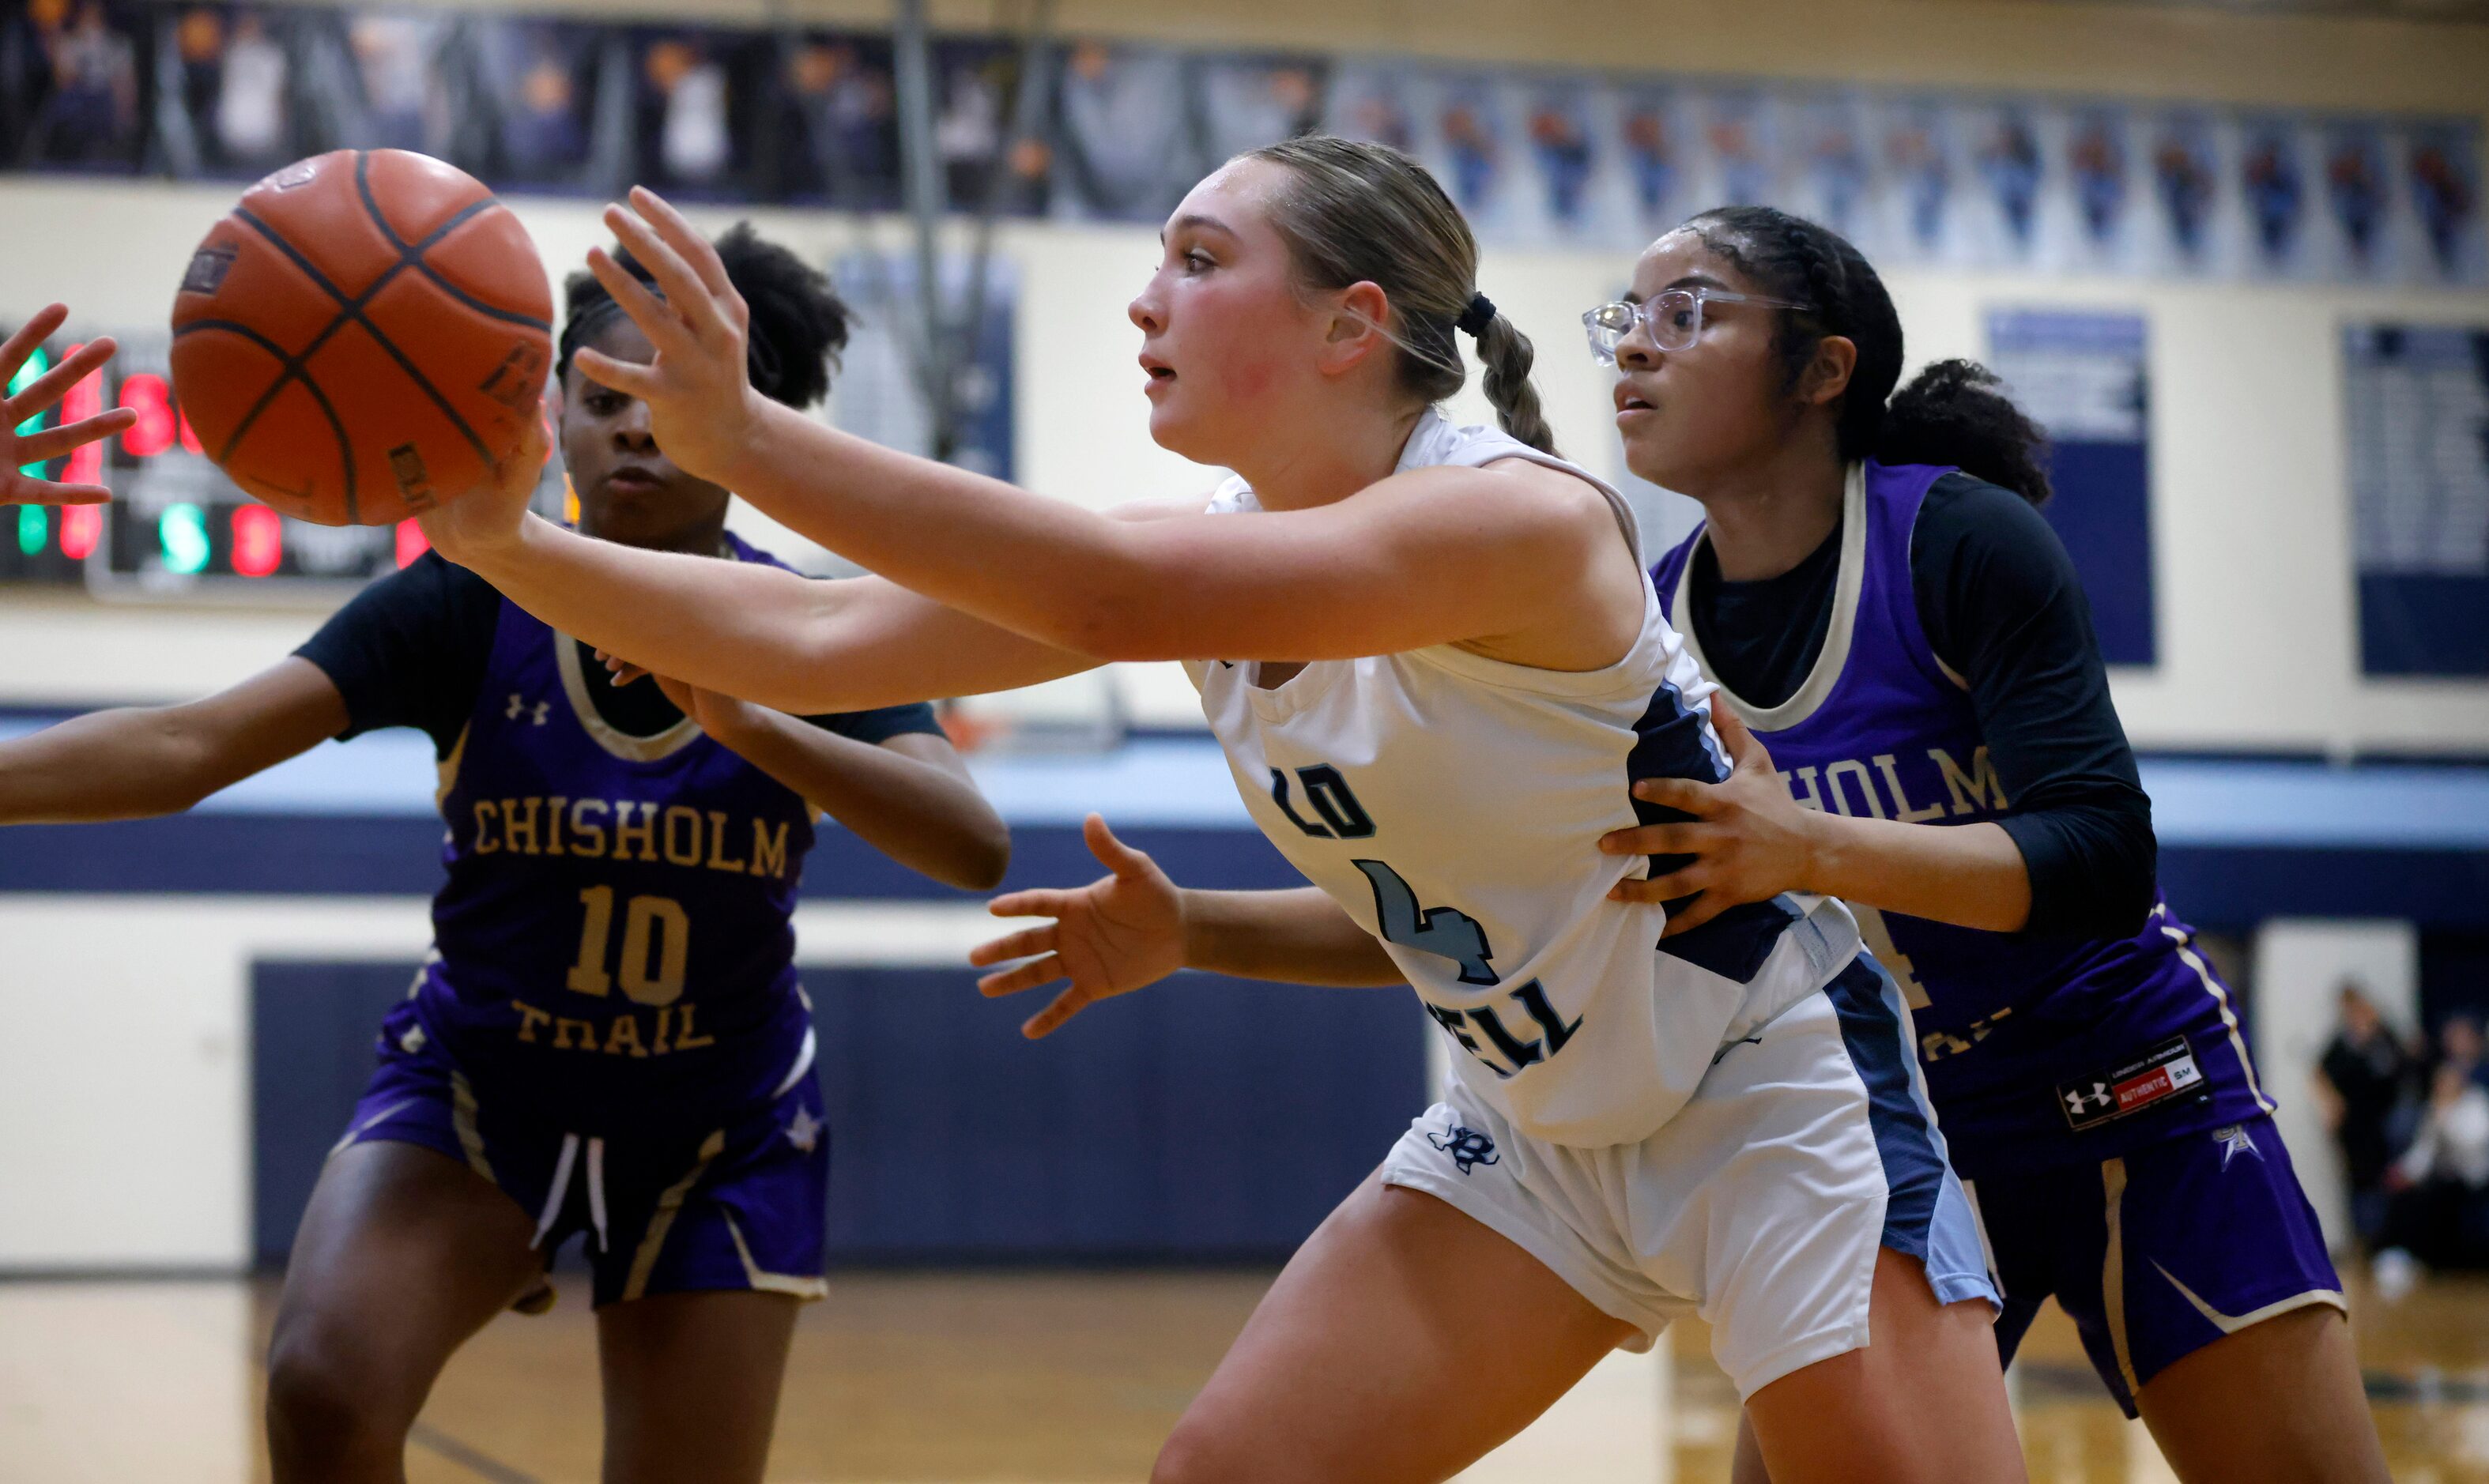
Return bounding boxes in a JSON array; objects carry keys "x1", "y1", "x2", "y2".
[
  {"x1": 1603, "y1": 480, "x2": 2144, "y2": 936},
  {"x1": 424, "y1": 431, "x2": 1099, "y2": 715},
  {"x1": 437, "y1": 190, "x2": 1624, "y2": 670},
  {"x1": 650, "y1": 676, "x2": 1009, "y2": 891},
  {"x1": 0, "y1": 658, "x2": 347, "y2": 823},
  {"x1": 968, "y1": 816, "x2": 1400, "y2": 1040}
]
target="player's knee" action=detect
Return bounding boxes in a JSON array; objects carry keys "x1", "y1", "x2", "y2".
[{"x1": 264, "y1": 1320, "x2": 413, "y2": 1467}]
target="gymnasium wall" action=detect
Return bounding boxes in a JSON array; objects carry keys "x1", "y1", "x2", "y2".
[
  {"x1": 2, "y1": 0, "x2": 2486, "y2": 1271},
  {"x1": 2, "y1": 0, "x2": 2487, "y2": 751}
]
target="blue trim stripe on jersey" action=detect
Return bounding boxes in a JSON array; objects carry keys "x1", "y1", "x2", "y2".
[
  {"x1": 1625, "y1": 675, "x2": 1801, "y2": 983},
  {"x1": 1824, "y1": 954, "x2": 1997, "y2": 1309}
]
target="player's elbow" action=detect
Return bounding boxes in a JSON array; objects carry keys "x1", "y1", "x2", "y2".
[{"x1": 955, "y1": 824, "x2": 1012, "y2": 892}]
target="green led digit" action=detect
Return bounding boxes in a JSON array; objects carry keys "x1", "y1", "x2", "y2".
[
  {"x1": 9, "y1": 345, "x2": 47, "y2": 477},
  {"x1": 17, "y1": 505, "x2": 46, "y2": 557},
  {"x1": 160, "y1": 503, "x2": 211, "y2": 576}
]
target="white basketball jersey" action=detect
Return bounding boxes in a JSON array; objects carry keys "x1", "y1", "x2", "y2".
[{"x1": 1185, "y1": 411, "x2": 1859, "y2": 1148}]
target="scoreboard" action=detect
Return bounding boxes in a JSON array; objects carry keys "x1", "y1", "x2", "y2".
[{"x1": 2, "y1": 326, "x2": 560, "y2": 597}]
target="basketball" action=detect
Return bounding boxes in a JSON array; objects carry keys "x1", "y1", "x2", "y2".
[{"x1": 168, "y1": 149, "x2": 552, "y2": 527}]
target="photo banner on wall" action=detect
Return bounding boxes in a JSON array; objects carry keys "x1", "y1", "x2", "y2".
[
  {"x1": 1986, "y1": 310, "x2": 2157, "y2": 667},
  {"x1": 2345, "y1": 325, "x2": 2489, "y2": 677}
]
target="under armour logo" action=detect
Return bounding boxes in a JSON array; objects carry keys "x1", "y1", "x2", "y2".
[
  {"x1": 2065, "y1": 1082, "x2": 2114, "y2": 1117},
  {"x1": 506, "y1": 693, "x2": 550, "y2": 726},
  {"x1": 1427, "y1": 1125, "x2": 1499, "y2": 1176},
  {"x1": 2215, "y1": 1124, "x2": 2262, "y2": 1169},
  {"x1": 784, "y1": 1107, "x2": 823, "y2": 1154}
]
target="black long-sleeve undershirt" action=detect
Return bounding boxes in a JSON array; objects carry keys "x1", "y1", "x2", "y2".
[{"x1": 1683, "y1": 472, "x2": 2158, "y2": 939}]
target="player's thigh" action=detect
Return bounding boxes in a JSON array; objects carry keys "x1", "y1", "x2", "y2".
[
  {"x1": 2134, "y1": 1305, "x2": 2387, "y2": 1484},
  {"x1": 1740, "y1": 1246, "x2": 2024, "y2": 1484},
  {"x1": 597, "y1": 1290, "x2": 801, "y2": 1484},
  {"x1": 1153, "y1": 1176, "x2": 1638, "y2": 1484},
  {"x1": 267, "y1": 1139, "x2": 541, "y2": 1420}
]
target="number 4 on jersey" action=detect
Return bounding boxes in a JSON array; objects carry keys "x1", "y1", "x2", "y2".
[{"x1": 1354, "y1": 858, "x2": 1498, "y2": 985}]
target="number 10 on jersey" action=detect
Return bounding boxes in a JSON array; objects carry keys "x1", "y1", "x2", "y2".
[{"x1": 567, "y1": 886, "x2": 689, "y2": 1006}]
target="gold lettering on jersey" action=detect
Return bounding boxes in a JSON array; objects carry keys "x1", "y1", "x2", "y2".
[
  {"x1": 495, "y1": 1001, "x2": 728, "y2": 1058},
  {"x1": 1872, "y1": 755, "x2": 1948, "y2": 822},
  {"x1": 671, "y1": 1001, "x2": 715, "y2": 1050},
  {"x1": 662, "y1": 805, "x2": 702, "y2": 867},
  {"x1": 1921, "y1": 1005, "x2": 2013, "y2": 1063},
  {"x1": 750, "y1": 821, "x2": 790, "y2": 881},
  {"x1": 706, "y1": 811, "x2": 745, "y2": 872},
  {"x1": 1783, "y1": 765, "x2": 1825, "y2": 812},
  {"x1": 514, "y1": 1000, "x2": 551, "y2": 1042},
  {"x1": 1823, "y1": 759, "x2": 1885, "y2": 819},
  {"x1": 1930, "y1": 745, "x2": 2010, "y2": 815},
  {"x1": 459, "y1": 795, "x2": 798, "y2": 879},
  {"x1": 570, "y1": 799, "x2": 608, "y2": 858},
  {"x1": 614, "y1": 801, "x2": 659, "y2": 862},
  {"x1": 503, "y1": 797, "x2": 541, "y2": 855}
]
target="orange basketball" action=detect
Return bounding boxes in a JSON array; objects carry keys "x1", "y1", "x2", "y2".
[{"x1": 169, "y1": 149, "x2": 552, "y2": 527}]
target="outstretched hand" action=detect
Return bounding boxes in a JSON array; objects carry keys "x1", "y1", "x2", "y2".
[
  {"x1": 967, "y1": 814, "x2": 1186, "y2": 1039},
  {"x1": 570, "y1": 186, "x2": 767, "y2": 487},
  {"x1": 1598, "y1": 701, "x2": 1823, "y2": 936},
  {"x1": 1, "y1": 305, "x2": 137, "y2": 507},
  {"x1": 417, "y1": 414, "x2": 550, "y2": 565}
]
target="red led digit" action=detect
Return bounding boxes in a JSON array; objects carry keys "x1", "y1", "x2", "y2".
[
  {"x1": 58, "y1": 345, "x2": 104, "y2": 486},
  {"x1": 60, "y1": 505, "x2": 101, "y2": 560},
  {"x1": 395, "y1": 520, "x2": 430, "y2": 568},
  {"x1": 231, "y1": 503, "x2": 283, "y2": 578},
  {"x1": 119, "y1": 372, "x2": 176, "y2": 458}
]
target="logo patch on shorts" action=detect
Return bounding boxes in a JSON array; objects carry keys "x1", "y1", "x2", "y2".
[
  {"x1": 1427, "y1": 1125, "x2": 1499, "y2": 1176},
  {"x1": 2214, "y1": 1123, "x2": 2261, "y2": 1169},
  {"x1": 2058, "y1": 1035, "x2": 2205, "y2": 1132}
]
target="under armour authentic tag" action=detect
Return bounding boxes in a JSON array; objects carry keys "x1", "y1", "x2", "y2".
[{"x1": 2057, "y1": 1036, "x2": 2204, "y2": 1133}]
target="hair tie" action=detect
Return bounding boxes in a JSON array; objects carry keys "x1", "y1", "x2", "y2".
[{"x1": 1455, "y1": 292, "x2": 1496, "y2": 337}]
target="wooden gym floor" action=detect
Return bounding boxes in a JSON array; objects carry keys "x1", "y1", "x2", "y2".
[{"x1": 2, "y1": 1266, "x2": 2484, "y2": 1482}]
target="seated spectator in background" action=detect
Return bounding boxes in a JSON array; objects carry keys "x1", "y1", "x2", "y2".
[
  {"x1": 2373, "y1": 1041, "x2": 2489, "y2": 1300},
  {"x1": 2315, "y1": 981, "x2": 2419, "y2": 1246}
]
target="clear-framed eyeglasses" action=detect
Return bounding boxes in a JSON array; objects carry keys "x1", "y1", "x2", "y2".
[{"x1": 1580, "y1": 288, "x2": 1815, "y2": 365}]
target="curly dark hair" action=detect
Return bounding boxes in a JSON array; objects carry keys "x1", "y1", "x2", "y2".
[
  {"x1": 1677, "y1": 205, "x2": 2053, "y2": 505},
  {"x1": 555, "y1": 221, "x2": 850, "y2": 412}
]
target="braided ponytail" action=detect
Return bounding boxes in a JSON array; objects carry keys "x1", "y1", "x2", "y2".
[
  {"x1": 1473, "y1": 311, "x2": 1558, "y2": 454},
  {"x1": 1679, "y1": 205, "x2": 2050, "y2": 504}
]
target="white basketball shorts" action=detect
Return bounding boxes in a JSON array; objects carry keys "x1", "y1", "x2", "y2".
[{"x1": 1380, "y1": 955, "x2": 1995, "y2": 1399}]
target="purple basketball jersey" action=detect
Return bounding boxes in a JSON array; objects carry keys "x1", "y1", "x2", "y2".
[
  {"x1": 1650, "y1": 463, "x2": 2273, "y2": 1177},
  {"x1": 415, "y1": 533, "x2": 817, "y2": 1136}
]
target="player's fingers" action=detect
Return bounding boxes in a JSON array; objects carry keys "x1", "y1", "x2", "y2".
[
  {"x1": 0, "y1": 480, "x2": 110, "y2": 507},
  {"x1": 1629, "y1": 776, "x2": 1717, "y2": 815},
  {"x1": 568, "y1": 345, "x2": 666, "y2": 401},
  {"x1": 583, "y1": 245, "x2": 697, "y2": 361},
  {"x1": 967, "y1": 922, "x2": 1057, "y2": 968},
  {"x1": 986, "y1": 888, "x2": 1073, "y2": 920},
  {"x1": 975, "y1": 955, "x2": 1065, "y2": 1000},
  {"x1": 1660, "y1": 891, "x2": 1730, "y2": 937},
  {"x1": 2, "y1": 334, "x2": 115, "y2": 418},
  {"x1": 1022, "y1": 984, "x2": 1095, "y2": 1039},
  {"x1": 0, "y1": 304, "x2": 68, "y2": 384},
  {"x1": 1613, "y1": 860, "x2": 1709, "y2": 904},
  {"x1": 629, "y1": 186, "x2": 734, "y2": 301},
  {"x1": 602, "y1": 207, "x2": 733, "y2": 348},
  {"x1": 11, "y1": 408, "x2": 137, "y2": 463},
  {"x1": 1081, "y1": 814, "x2": 1155, "y2": 879},
  {"x1": 1595, "y1": 819, "x2": 1706, "y2": 856},
  {"x1": 1710, "y1": 702, "x2": 1776, "y2": 774}
]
